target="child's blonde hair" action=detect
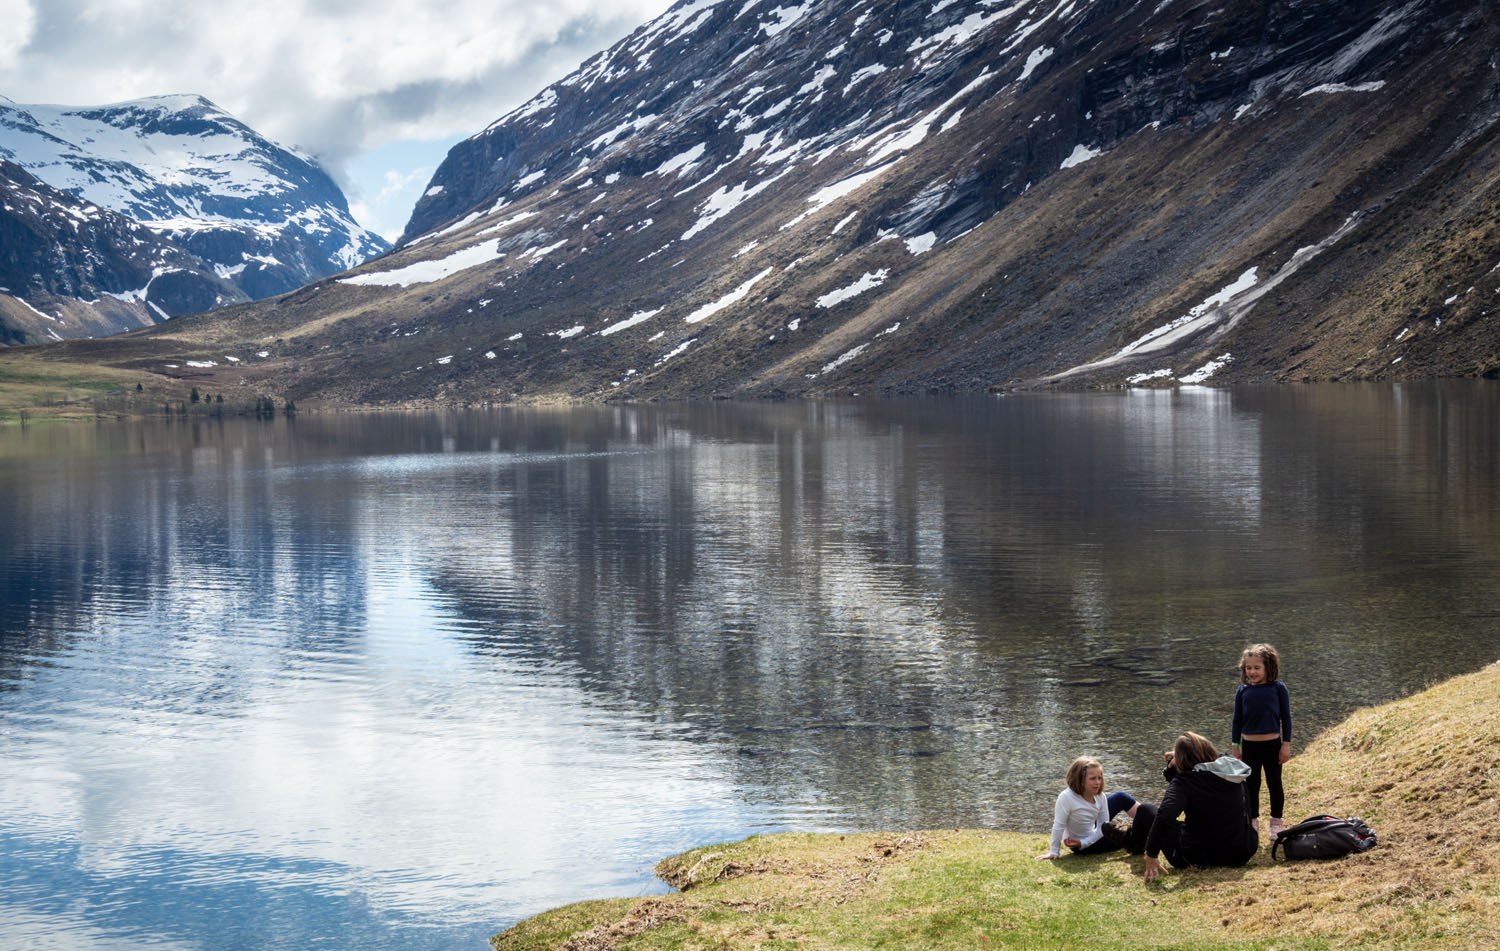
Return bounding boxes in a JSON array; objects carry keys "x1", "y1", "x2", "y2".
[
  {"x1": 1065, "y1": 756, "x2": 1105, "y2": 796},
  {"x1": 1239, "y1": 642, "x2": 1281, "y2": 683}
]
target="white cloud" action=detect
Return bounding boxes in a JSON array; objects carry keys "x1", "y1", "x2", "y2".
[
  {"x1": 0, "y1": 0, "x2": 36, "y2": 60},
  {"x1": 0, "y1": 0, "x2": 674, "y2": 229},
  {"x1": 377, "y1": 167, "x2": 432, "y2": 203}
]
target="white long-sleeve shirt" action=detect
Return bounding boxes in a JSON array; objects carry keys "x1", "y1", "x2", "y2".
[{"x1": 1047, "y1": 787, "x2": 1108, "y2": 856}]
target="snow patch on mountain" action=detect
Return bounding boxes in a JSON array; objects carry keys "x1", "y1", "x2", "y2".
[
  {"x1": 656, "y1": 336, "x2": 698, "y2": 365},
  {"x1": 844, "y1": 64, "x2": 889, "y2": 95},
  {"x1": 0, "y1": 94, "x2": 387, "y2": 304},
  {"x1": 599, "y1": 309, "x2": 663, "y2": 336},
  {"x1": 819, "y1": 343, "x2": 869, "y2": 375},
  {"x1": 652, "y1": 144, "x2": 709, "y2": 177},
  {"x1": 1111, "y1": 268, "x2": 1260, "y2": 361},
  {"x1": 904, "y1": 233, "x2": 937, "y2": 254},
  {"x1": 343, "y1": 239, "x2": 504, "y2": 288},
  {"x1": 807, "y1": 164, "x2": 894, "y2": 213},
  {"x1": 1179, "y1": 353, "x2": 1233, "y2": 383},
  {"x1": 1017, "y1": 46, "x2": 1054, "y2": 83},
  {"x1": 817, "y1": 270, "x2": 890, "y2": 308},
  {"x1": 683, "y1": 175, "x2": 786, "y2": 240},
  {"x1": 685, "y1": 267, "x2": 773, "y2": 324},
  {"x1": 1061, "y1": 144, "x2": 1103, "y2": 169},
  {"x1": 1301, "y1": 81, "x2": 1387, "y2": 97}
]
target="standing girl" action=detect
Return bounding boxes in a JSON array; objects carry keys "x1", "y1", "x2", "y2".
[
  {"x1": 1035, "y1": 756, "x2": 1143, "y2": 859},
  {"x1": 1232, "y1": 643, "x2": 1292, "y2": 835}
]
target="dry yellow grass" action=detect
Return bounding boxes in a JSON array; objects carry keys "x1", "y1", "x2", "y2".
[
  {"x1": 1212, "y1": 659, "x2": 1500, "y2": 946},
  {"x1": 0, "y1": 354, "x2": 153, "y2": 421}
]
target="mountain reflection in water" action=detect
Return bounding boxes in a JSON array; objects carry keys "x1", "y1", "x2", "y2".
[{"x1": 1, "y1": 386, "x2": 1497, "y2": 950}]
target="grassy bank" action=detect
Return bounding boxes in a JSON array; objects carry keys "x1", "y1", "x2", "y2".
[
  {"x1": 0, "y1": 355, "x2": 150, "y2": 423},
  {"x1": 0, "y1": 353, "x2": 299, "y2": 424},
  {"x1": 493, "y1": 661, "x2": 1500, "y2": 950}
]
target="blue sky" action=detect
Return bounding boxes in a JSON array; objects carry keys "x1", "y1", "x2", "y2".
[
  {"x1": 0, "y1": 0, "x2": 676, "y2": 242},
  {"x1": 343, "y1": 135, "x2": 468, "y2": 243}
]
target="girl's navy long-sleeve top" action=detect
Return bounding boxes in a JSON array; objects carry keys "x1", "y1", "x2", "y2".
[{"x1": 1232, "y1": 680, "x2": 1291, "y2": 744}]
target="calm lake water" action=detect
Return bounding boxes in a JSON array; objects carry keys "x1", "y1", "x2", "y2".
[{"x1": 2, "y1": 386, "x2": 1498, "y2": 949}]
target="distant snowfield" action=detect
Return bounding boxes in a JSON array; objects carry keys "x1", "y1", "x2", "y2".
[
  {"x1": 1126, "y1": 368, "x2": 1174, "y2": 384},
  {"x1": 757, "y1": 2, "x2": 812, "y2": 37},
  {"x1": 816, "y1": 270, "x2": 889, "y2": 308},
  {"x1": 342, "y1": 238, "x2": 504, "y2": 287},
  {"x1": 599, "y1": 308, "x2": 662, "y2": 336},
  {"x1": 0, "y1": 94, "x2": 386, "y2": 295},
  {"x1": 682, "y1": 175, "x2": 786, "y2": 240},
  {"x1": 651, "y1": 143, "x2": 708, "y2": 178},
  {"x1": 656, "y1": 336, "x2": 698, "y2": 365},
  {"x1": 1055, "y1": 214, "x2": 1365, "y2": 381},
  {"x1": 685, "y1": 268, "x2": 773, "y2": 324},
  {"x1": 2, "y1": 99, "x2": 288, "y2": 213},
  {"x1": 1062, "y1": 267, "x2": 1261, "y2": 374},
  {"x1": 818, "y1": 342, "x2": 869, "y2": 375},
  {"x1": 1300, "y1": 81, "x2": 1386, "y2": 97},
  {"x1": 13, "y1": 296, "x2": 56, "y2": 321},
  {"x1": 1179, "y1": 352, "x2": 1233, "y2": 383},
  {"x1": 1060, "y1": 144, "x2": 1103, "y2": 169},
  {"x1": 905, "y1": 233, "x2": 937, "y2": 255}
]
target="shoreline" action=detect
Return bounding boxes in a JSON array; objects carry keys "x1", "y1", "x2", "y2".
[
  {"x1": 492, "y1": 659, "x2": 1500, "y2": 950},
  {"x1": 6, "y1": 346, "x2": 1500, "y2": 426},
  {"x1": 8, "y1": 377, "x2": 1500, "y2": 428}
]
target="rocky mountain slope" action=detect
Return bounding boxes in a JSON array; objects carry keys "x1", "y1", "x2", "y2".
[
  {"x1": 0, "y1": 94, "x2": 387, "y2": 342},
  {"x1": 0, "y1": 160, "x2": 247, "y2": 344},
  {"x1": 19, "y1": 0, "x2": 1500, "y2": 401}
]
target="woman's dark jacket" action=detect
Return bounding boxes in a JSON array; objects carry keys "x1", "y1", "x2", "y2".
[{"x1": 1144, "y1": 755, "x2": 1258, "y2": 867}]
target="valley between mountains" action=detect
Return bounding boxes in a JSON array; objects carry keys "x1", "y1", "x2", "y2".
[{"x1": 7, "y1": 0, "x2": 1500, "y2": 407}]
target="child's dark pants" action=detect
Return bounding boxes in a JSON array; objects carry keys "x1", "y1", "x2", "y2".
[{"x1": 1239, "y1": 738, "x2": 1285, "y2": 819}]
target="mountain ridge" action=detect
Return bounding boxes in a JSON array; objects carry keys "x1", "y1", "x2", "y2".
[
  {"x1": 11, "y1": 0, "x2": 1500, "y2": 401},
  {"x1": 1, "y1": 93, "x2": 388, "y2": 343},
  {"x1": 0, "y1": 159, "x2": 248, "y2": 343}
]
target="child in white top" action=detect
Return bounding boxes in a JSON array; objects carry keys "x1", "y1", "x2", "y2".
[{"x1": 1036, "y1": 756, "x2": 1140, "y2": 859}]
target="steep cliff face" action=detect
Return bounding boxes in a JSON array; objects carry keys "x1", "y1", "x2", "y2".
[
  {"x1": 0, "y1": 160, "x2": 246, "y2": 344},
  {"x1": 0, "y1": 94, "x2": 388, "y2": 324},
  {"x1": 24, "y1": 0, "x2": 1500, "y2": 400}
]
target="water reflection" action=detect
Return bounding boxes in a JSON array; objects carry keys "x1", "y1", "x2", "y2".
[{"x1": 1, "y1": 385, "x2": 1498, "y2": 949}]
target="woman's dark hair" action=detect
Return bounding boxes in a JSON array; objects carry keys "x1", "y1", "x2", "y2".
[
  {"x1": 1171, "y1": 732, "x2": 1219, "y2": 772},
  {"x1": 1239, "y1": 643, "x2": 1281, "y2": 683}
]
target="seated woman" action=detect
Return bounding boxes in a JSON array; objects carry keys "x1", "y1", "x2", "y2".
[
  {"x1": 1138, "y1": 732, "x2": 1259, "y2": 883},
  {"x1": 1035, "y1": 756, "x2": 1144, "y2": 860}
]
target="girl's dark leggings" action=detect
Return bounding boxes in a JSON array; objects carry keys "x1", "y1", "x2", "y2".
[
  {"x1": 1240, "y1": 738, "x2": 1285, "y2": 819},
  {"x1": 1072, "y1": 791, "x2": 1140, "y2": 855}
]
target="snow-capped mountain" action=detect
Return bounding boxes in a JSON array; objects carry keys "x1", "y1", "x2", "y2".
[
  {"x1": 1, "y1": 159, "x2": 246, "y2": 343},
  {"x1": 0, "y1": 94, "x2": 388, "y2": 308},
  {"x1": 29, "y1": 0, "x2": 1500, "y2": 399}
]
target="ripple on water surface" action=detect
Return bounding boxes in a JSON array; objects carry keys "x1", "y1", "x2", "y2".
[{"x1": 2, "y1": 391, "x2": 1499, "y2": 949}]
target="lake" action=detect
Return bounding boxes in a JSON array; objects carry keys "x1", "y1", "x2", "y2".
[{"x1": 2, "y1": 385, "x2": 1498, "y2": 949}]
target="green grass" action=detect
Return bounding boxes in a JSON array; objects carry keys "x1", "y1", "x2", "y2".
[
  {"x1": 495, "y1": 830, "x2": 1338, "y2": 950},
  {"x1": 0, "y1": 356, "x2": 145, "y2": 423},
  {"x1": 492, "y1": 661, "x2": 1500, "y2": 950},
  {"x1": 0, "y1": 354, "x2": 248, "y2": 424}
]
